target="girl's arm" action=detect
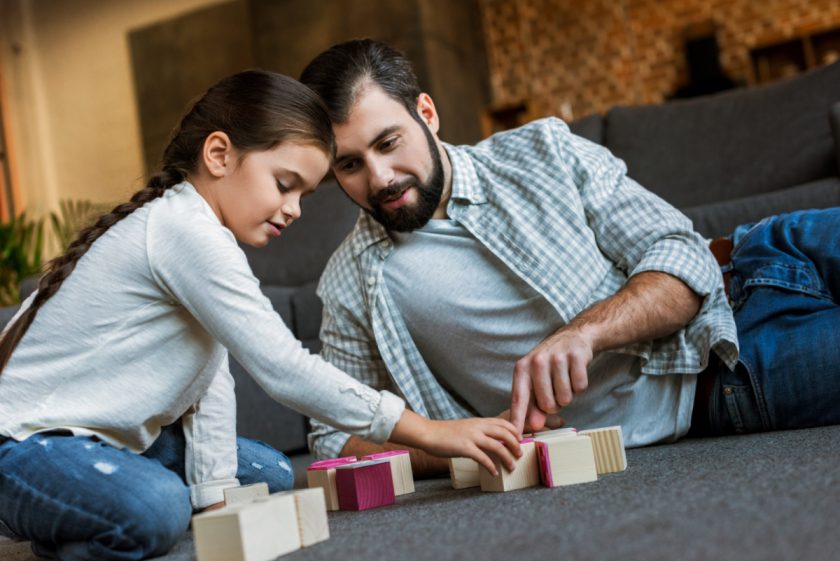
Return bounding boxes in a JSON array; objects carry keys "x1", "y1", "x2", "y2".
[
  {"x1": 148, "y1": 195, "x2": 520, "y2": 471},
  {"x1": 182, "y1": 356, "x2": 239, "y2": 510}
]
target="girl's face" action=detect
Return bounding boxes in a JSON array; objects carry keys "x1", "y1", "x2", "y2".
[{"x1": 218, "y1": 141, "x2": 330, "y2": 247}]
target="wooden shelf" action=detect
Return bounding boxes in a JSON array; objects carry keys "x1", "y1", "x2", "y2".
[{"x1": 751, "y1": 25, "x2": 840, "y2": 84}]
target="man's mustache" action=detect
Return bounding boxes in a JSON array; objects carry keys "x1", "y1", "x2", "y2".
[{"x1": 370, "y1": 178, "x2": 418, "y2": 206}]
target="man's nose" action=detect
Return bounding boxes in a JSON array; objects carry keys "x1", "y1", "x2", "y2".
[{"x1": 368, "y1": 158, "x2": 394, "y2": 190}]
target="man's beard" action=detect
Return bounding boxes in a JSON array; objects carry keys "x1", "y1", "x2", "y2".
[{"x1": 368, "y1": 121, "x2": 445, "y2": 232}]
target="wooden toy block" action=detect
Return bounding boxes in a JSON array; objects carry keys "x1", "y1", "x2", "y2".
[
  {"x1": 223, "y1": 482, "x2": 269, "y2": 506},
  {"x1": 532, "y1": 427, "x2": 577, "y2": 441},
  {"x1": 273, "y1": 487, "x2": 330, "y2": 547},
  {"x1": 536, "y1": 434, "x2": 598, "y2": 488},
  {"x1": 579, "y1": 426, "x2": 627, "y2": 474},
  {"x1": 479, "y1": 439, "x2": 539, "y2": 492},
  {"x1": 362, "y1": 450, "x2": 415, "y2": 495},
  {"x1": 335, "y1": 459, "x2": 395, "y2": 510},
  {"x1": 306, "y1": 456, "x2": 358, "y2": 511},
  {"x1": 449, "y1": 457, "x2": 480, "y2": 489},
  {"x1": 192, "y1": 493, "x2": 301, "y2": 561}
]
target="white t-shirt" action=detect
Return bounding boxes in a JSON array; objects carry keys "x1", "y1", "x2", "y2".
[{"x1": 0, "y1": 182, "x2": 404, "y2": 507}]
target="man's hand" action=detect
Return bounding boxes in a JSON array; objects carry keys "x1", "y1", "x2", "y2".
[
  {"x1": 496, "y1": 408, "x2": 566, "y2": 434},
  {"x1": 509, "y1": 328, "x2": 594, "y2": 435},
  {"x1": 507, "y1": 272, "x2": 703, "y2": 435}
]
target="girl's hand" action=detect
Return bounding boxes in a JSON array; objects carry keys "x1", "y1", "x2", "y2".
[{"x1": 389, "y1": 410, "x2": 522, "y2": 476}]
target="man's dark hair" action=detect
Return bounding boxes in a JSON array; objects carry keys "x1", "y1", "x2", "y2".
[{"x1": 300, "y1": 39, "x2": 422, "y2": 124}]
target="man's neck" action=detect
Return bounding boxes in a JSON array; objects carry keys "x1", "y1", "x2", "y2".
[{"x1": 432, "y1": 144, "x2": 453, "y2": 219}]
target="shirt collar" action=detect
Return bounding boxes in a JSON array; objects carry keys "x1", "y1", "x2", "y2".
[
  {"x1": 444, "y1": 142, "x2": 487, "y2": 206},
  {"x1": 349, "y1": 142, "x2": 488, "y2": 257}
]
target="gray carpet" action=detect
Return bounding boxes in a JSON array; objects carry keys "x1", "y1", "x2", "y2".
[{"x1": 3, "y1": 426, "x2": 839, "y2": 560}]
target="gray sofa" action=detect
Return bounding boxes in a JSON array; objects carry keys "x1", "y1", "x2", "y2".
[{"x1": 1, "y1": 61, "x2": 838, "y2": 458}]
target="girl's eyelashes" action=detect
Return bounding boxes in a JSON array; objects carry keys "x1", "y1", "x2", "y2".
[{"x1": 276, "y1": 179, "x2": 290, "y2": 193}]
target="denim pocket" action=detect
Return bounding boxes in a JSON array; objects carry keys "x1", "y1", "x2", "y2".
[
  {"x1": 721, "y1": 382, "x2": 765, "y2": 434},
  {"x1": 732, "y1": 262, "x2": 832, "y2": 308}
]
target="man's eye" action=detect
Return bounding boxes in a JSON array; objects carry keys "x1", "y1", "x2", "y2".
[
  {"x1": 380, "y1": 138, "x2": 397, "y2": 150},
  {"x1": 339, "y1": 160, "x2": 359, "y2": 173}
]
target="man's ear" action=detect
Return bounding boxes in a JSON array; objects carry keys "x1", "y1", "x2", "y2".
[
  {"x1": 202, "y1": 131, "x2": 234, "y2": 178},
  {"x1": 416, "y1": 93, "x2": 440, "y2": 135}
]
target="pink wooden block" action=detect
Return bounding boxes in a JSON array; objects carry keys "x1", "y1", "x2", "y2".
[
  {"x1": 536, "y1": 441, "x2": 553, "y2": 487},
  {"x1": 307, "y1": 456, "x2": 358, "y2": 471},
  {"x1": 362, "y1": 450, "x2": 409, "y2": 461},
  {"x1": 335, "y1": 460, "x2": 395, "y2": 511}
]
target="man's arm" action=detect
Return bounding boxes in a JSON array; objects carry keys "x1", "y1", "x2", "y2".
[
  {"x1": 340, "y1": 436, "x2": 449, "y2": 478},
  {"x1": 510, "y1": 271, "x2": 701, "y2": 433}
]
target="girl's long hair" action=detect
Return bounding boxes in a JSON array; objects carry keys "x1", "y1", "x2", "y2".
[{"x1": 0, "y1": 70, "x2": 334, "y2": 375}]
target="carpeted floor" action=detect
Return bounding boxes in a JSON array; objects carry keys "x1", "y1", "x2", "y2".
[{"x1": 3, "y1": 426, "x2": 839, "y2": 561}]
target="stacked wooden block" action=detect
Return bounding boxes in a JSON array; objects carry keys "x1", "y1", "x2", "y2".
[
  {"x1": 307, "y1": 450, "x2": 415, "y2": 511},
  {"x1": 192, "y1": 484, "x2": 329, "y2": 561},
  {"x1": 449, "y1": 425, "x2": 627, "y2": 493}
]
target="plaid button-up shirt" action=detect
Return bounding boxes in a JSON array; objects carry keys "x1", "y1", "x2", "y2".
[{"x1": 309, "y1": 117, "x2": 738, "y2": 459}]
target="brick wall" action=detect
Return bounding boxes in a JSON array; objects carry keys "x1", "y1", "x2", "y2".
[{"x1": 479, "y1": 0, "x2": 840, "y2": 121}]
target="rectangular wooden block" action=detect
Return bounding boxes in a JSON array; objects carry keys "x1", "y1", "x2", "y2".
[
  {"x1": 449, "y1": 457, "x2": 480, "y2": 489},
  {"x1": 479, "y1": 439, "x2": 539, "y2": 492},
  {"x1": 273, "y1": 488, "x2": 330, "y2": 547},
  {"x1": 335, "y1": 459, "x2": 395, "y2": 511},
  {"x1": 532, "y1": 427, "x2": 577, "y2": 441},
  {"x1": 192, "y1": 493, "x2": 301, "y2": 561},
  {"x1": 223, "y1": 482, "x2": 269, "y2": 506},
  {"x1": 579, "y1": 426, "x2": 627, "y2": 474},
  {"x1": 306, "y1": 456, "x2": 358, "y2": 511},
  {"x1": 363, "y1": 450, "x2": 415, "y2": 495},
  {"x1": 536, "y1": 434, "x2": 598, "y2": 488}
]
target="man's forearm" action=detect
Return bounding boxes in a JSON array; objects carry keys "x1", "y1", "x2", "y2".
[
  {"x1": 569, "y1": 270, "x2": 702, "y2": 351},
  {"x1": 340, "y1": 436, "x2": 449, "y2": 478}
]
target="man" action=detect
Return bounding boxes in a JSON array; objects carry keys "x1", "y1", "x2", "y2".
[{"x1": 299, "y1": 39, "x2": 840, "y2": 476}]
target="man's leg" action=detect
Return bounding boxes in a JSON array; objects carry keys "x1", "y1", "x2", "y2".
[
  {"x1": 717, "y1": 208, "x2": 840, "y2": 433},
  {"x1": 0, "y1": 433, "x2": 191, "y2": 561}
]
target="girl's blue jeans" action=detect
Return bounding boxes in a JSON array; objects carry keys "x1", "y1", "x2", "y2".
[
  {"x1": 0, "y1": 423, "x2": 294, "y2": 561},
  {"x1": 706, "y1": 208, "x2": 840, "y2": 435}
]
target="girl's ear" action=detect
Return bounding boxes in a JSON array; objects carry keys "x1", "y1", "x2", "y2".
[{"x1": 202, "y1": 131, "x2": 234, "y2": 178}]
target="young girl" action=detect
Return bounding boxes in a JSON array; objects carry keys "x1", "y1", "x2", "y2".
[{"x1": 0, "y1": 70, "x2": 521, "y2": 561}]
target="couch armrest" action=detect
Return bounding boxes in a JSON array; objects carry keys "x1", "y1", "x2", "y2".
[{"x1": 830, "y1": 101, "x2": 840, "y2": 173}]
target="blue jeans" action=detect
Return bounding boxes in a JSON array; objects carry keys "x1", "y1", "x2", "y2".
[
  {"x1": 706, "y1": 208, "x2": 840, "y2": 435},
  {"x1": 0, "y1": 425, "x2": 293, "y2": 561}
]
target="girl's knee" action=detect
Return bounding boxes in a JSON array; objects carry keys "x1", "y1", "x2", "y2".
[
  {"x1": 235, "y1": 438, "x2": 294, "y2": 492},
  {"x1": 117, "y1": 472, "x2": 191, "y2": 555}
]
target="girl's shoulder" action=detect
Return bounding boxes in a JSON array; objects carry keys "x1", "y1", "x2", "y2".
[{"x1": 147, "y1": 182, "x2": 236, "y2": 252}]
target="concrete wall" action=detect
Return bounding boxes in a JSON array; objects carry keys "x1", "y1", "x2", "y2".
[{"x1": 0, "y1": 0, "x2": 229, "y2": 218}]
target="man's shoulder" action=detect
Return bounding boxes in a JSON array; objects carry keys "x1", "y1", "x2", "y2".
[
  {"x1": 463, "y1": 116, "x2": 573, "y2": 161},
  {"x1": 318, "y1": 214, "x2": 376, "y2": 293}
]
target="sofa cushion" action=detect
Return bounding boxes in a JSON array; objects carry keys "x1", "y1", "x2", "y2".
[
  {"x1": 241, "y1": 180, "x2": 359, "y2": 287},
  {"x1": 291, "y1": 280, "x2": 323, "y2": 353},
  {"x1": 569, "y1": 113, "x2": 604, "y2": 144},
  {"x1": 830, "y1": 101, "x2": 840, "y2": 173},
  {"x1": 683, "y1": 177, "x2": 840, "y2": 239},
  {"x1": 606, "y1": 61, "x2": 840, "y2": 209}
]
